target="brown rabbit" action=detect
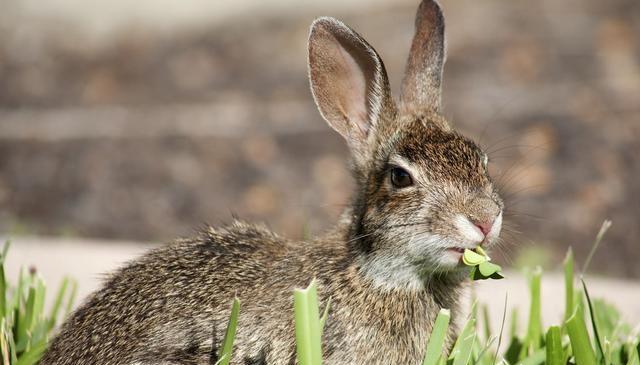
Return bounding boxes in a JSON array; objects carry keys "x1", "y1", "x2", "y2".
[{"x1": 39, "y1": 1, "x2": 504, "y2": 364}]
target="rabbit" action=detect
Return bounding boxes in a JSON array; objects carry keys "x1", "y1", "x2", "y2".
[{"x1": 39, "y1": 0, "x2": 504, "y2": 364}]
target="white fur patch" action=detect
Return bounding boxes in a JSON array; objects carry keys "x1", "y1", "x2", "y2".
[
  {"x1": 359, "y1": 254, "x2": 424, "y2": 291},
  {"x1": 453, "y1": 214, "x2": 484, "y2": 243}
]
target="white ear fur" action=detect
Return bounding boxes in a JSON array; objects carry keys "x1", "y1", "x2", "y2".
[{"x1": 308, "y1": 17, "x2": 393, "y2": 152}]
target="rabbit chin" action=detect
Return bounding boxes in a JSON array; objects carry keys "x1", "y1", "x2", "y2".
[{"x1": 357, "y1": 234, "x2": 471, "y2": 291}]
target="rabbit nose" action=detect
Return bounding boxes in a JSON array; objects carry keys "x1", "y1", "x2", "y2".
[{"x1": 472, "y1": 220, "x2": 494, "y2": 237}]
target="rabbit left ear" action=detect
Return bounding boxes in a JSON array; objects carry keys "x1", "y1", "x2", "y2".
[
  {"x1": 308, "y1": 17, "x2": 394, "y2": 154},
  {"x1": 400, "y1": 0, "x2": 446, "y2": 115}
]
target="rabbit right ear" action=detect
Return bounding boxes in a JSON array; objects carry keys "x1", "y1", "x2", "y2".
[
  {"x1": 400, "y1": 0, "x2": 446, "y2": 115},
  {"x1": 308, "y1": 17, "x2": 394, "y2": 155}
]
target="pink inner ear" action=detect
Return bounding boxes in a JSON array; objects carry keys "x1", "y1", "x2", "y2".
[{"x1": 335, "y1": 44, "x2": 370, "y2": 137}]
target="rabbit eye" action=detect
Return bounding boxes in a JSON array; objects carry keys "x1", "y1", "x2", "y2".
[{"x1": 390, "y1": 167, "x2": 413, "y2": 188}]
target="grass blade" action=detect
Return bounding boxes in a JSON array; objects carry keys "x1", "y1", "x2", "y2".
[
  {"x1": 492, "y1": 294, "x2": 508, "y2": 365},
  {"x1": 64, "y1": 279, "x2": 78, "y2": 317},
  {"x1": 449, "y1": 314, "x2": 476, "y2": 365},
  {"x1": 15, "y1": 341, "x2": 47, "y2": 365},
  {"x1": 565, "y1": 309, "x2": 597, "y2": 365},
  {"x1": 217, "y1": 297, "x2": 240, "y2": 365},
  {"x1": 545, "y1": 326, "x2": 563, "y2": 365},
  {"x1": 423, "y1": 308, "x2": 451, "y2": 365},
  {"x1": 47, "y1": 277, "x2": 70, "y2": 330},
  {"x1": 509, "y1": 307, "x2": 519, "y2": 340},
  {"x1": 294, "y1": 280, "x2": 323, "y2": 365},
  {"x1": 453, "y1": 332, "x2": 476, "y2": 365},
  {"x1": 563, "y1": 248, "x2": 574, "y2": 322},
  {"x1": 319, "y1": 297, "x2": 331, "y2": 332},
  {"x1": 580, "y1": 279, "x2": 604, "y2": 362},
  {"x1": 523, "y1": 267, "x2": 543, "y2": 354},
  {"x1": 482, "y1": 305, "x2": 491, "y2": 341},
  {"x1": 581, "y1": 220, "x2": 611, "y2": 274},
  {"x1": 516, "y1": 348, "x2": 545, "y2": 365}
]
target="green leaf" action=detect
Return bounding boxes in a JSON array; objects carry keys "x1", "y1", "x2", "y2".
[
  {"x1": 217, "y1": 297, "x2": 240, "y2": 365},
  {"x1": 463, "y1": 249, "x2": 487, "y2": 266},
  {"x1": 545, "y1": 326, "x2": 563, "y2": 365},
  {"x1": 565, "y1": 309, "x2": 597, "y2": 365},
  {"x1": 478, "y1": 262, "x2": 502, "y2": 277},
  {"x1": 423, "y1": 308, "x2": 450, "y2": 365}
]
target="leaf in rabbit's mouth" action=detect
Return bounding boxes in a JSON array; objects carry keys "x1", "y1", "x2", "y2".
[{"x1": 463, "y1": 247, "x2": 504, "y2": 280}]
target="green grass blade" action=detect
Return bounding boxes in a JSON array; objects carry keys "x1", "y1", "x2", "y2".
[
  {"x1": 581, "y1": 220, "x2": 611, "y2": 274},
  {"x1": 0, "y1": 261, "x2": 5, "y2": 321},
  {"x1": 294, "y1": 280, "x2": 323, "y2": 365},
  {"x1": 64, "y1": 279, "x2": 78, "y2": 317},
  {"x1": 319, "y1": 296, "x2": 331, "y2": 332},
  {"x1": 627, "y1": 341, "x2": 640, "y2": 365},
  {"x1": 509, "y1": 307, "x2": 519, "y2": 340},
  {"x1": 492, "y1": 294, "x2": 508, "y2": 365},
  {"x1": 563, "y1": 248, "x2": 574, "y2": 322},
  {"x1": 524, "y1": 267, "x2": 543, "y2": 353},
  {"x1": 475, "y1": 336, "x2": 497, "y2": 365},
  {"x1": 580, "y1": 279, "x2": 604, "y2": 362},
  {"x1": 15, "y1": 340, "x2": 47, "y2": 365},
  {"x1": 516, "y1": 348, "x2": 546, "y2": 365},
  {"x1": 504, "y1": 338, "x2": 523, "y2": 365},
  {"x1": 452, "y1": 332, "x2": 476, "y2": 365},
  {"x1": 482, "y1": 305, "x2": 491, "y2": 341},
  {"x1": 449, "y1": 315, "x2": 476, "y2": 364},
  {"x1": 16, "y1": 286, "x2": 37, "y2": 352},
  {"x1": 47, "y1": 277, "x2": 70, "y2": 330},
  {"x1": 217, "y1": 297, "x2": 240, "y2": 365},
  {"x1": 565, "y1": 309, "x2": 597, "y2": 365},
  {"x1": 1, "y1": 319, "x2": 11, "y2": 365},
  {"x1": 33, "y1": 279, "x2": 45, "y2": 323},
  {"x1": 423, "y1": 308, "x2": 451, "y2": 365},
  {"x1": 545, "y1": 326, "x2": 563, "y2": 365}
]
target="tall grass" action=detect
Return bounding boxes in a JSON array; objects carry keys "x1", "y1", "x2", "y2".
[{"x1": 0, "y1": 242, "x2": 77, "y2": 365}]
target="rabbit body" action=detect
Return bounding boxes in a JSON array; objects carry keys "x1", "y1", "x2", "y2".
[
  {"x1": 40, "y1": 0, "x2": 504, "y2": 364},
  {"x1": 40, "y1": 220, "x2": 462, "y2": 365}
]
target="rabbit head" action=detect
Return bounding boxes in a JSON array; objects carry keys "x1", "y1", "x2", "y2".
[{"x1": 308, "y1": 0, "x2": 504, "y2": 290}]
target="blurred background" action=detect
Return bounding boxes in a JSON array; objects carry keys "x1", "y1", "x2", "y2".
[{"x1": 0, "y1": 0, "x2": 639, "y2": 280}]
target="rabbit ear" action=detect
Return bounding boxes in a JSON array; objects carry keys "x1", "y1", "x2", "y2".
[
  {"x1": 400, "y1": 0, "x2": 446, "y2": 115},
  {"x1": 308, "y1": 17, "x2": 394, "y2": 152}
]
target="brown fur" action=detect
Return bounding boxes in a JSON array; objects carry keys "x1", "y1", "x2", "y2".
[{"x1": 40, "y1": 1, "x2": 503, "y2": 364}]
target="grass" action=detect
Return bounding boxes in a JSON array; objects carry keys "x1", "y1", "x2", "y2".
[
  {"x1": 0, "y1": 242, "x2": 77, "y2": 365},
  {"x1": 1, "y1": 220, "x2": 639, "y2": 364}
]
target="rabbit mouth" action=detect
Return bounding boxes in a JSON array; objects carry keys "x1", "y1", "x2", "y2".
[{"x1": 448, "y1": 247, "x2": 466, "y2": 254}]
